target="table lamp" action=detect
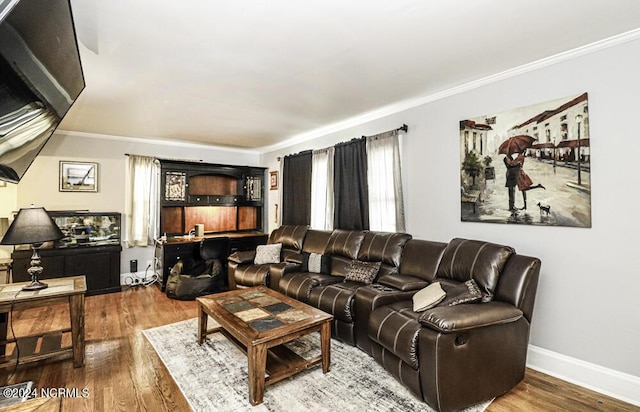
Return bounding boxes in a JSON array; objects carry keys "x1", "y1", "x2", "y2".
[{"x1": 0, "y1": 206, "x2": 64, "y2": 291}]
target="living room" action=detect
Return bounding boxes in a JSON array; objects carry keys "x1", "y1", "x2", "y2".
[{"x1": 1, "y1": 1, "x2": 640, "y2": 411}]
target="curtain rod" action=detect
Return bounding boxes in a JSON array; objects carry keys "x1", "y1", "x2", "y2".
[{"x1": 277, "y1": 124, "x2": 408, "y2": 161}]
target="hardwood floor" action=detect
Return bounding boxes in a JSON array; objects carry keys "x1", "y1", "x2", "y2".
[{"x1": 1, "y1": 285, "x2": 637, "y2": 411}]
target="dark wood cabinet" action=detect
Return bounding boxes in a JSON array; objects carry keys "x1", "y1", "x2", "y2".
[
  {"x1": 157, "y1": 160, "x2": 267, "y2": 292},
  {"x1": 11, "y1": 244, "x2": 122, "y2": 296},
  {"x1": 159, "y1": 160, "x2": 266, "y2": 236}
]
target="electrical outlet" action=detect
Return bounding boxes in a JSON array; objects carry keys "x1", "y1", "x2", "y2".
[{"x1": 130, "y1": 259, "x2": 138, "y2": 273}]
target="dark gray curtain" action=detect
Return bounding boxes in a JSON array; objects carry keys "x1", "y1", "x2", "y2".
[
  {"x1": 334, "y1": 138, "x2": 369, "y2": 230},
  {"x1": 282, "y1": 150, "x2": 312, "y2": 226}
]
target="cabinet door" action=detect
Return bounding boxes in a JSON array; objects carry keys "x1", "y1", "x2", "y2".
[
  {"x1": 244, "y1": 175, "x2": 263, "y2": 201},
  {"x1": 11, "y1": 256, "x2": 65, "y2": 282},
  {"x1": 65, "y1": 252, "x2": 111, "y2": 291},
  {"x1": 163, "y1": 171, "x2": 187, "y2": 203}
]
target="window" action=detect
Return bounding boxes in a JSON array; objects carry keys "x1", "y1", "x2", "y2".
[
  {"x1": 310, "y1": 147, "x2": 334, "y2": 230},
  {"x1": 128, "y1": 155, "x2": 160, "y2": 246},
  {"x1": 367, "y1": 131, "x2": 405, "y2": 232}
]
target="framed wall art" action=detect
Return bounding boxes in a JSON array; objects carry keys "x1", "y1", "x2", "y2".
[
  {"x1": 270, "y1": 171, "x2": 278, "y2": 190},
  {"x1": 59, "y1": 161, "x2": 98, "y2": 192},
  {"x1": 460, "y1": 92, "x2": 591, "y2": 228}
]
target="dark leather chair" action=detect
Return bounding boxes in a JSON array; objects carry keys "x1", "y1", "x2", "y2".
[
  {"x1": 227, "y1": 225, "x2": 308, "y2": 289},
  {"x1": 307, "y1": 231, "x2": 412, "y2": 344},
  {"x1": 165, "y1": 237, "x2": 229, "y2": 299},
  {"x1": 200, "y1": 237, "x2": 230, "y2": 276}
]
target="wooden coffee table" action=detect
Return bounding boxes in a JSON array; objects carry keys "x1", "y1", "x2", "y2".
[{"x1": 196, "y1": 286, "x2": 333, "y2": 405}]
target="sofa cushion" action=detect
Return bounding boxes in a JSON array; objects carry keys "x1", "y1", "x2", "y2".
[
  {"x1": 344, "y1": 260, "x2": 381, "y2": 284},
  {"x1": 301, "y1": 229, "x2": 333, "y2": 254},
  {"x1": 436, "y1": 238, "x2": 514, "y2": 302},
  {"x1": 399, "y1": 239, "x2": 447, "y2": 282},
  {"x1": 357, "y1": 232, "x2": 412, "y2": 268},
  {"x1": 254, "y1": 243, "x2": 282, "y2": 264},
  {"x1": 326, "y1": 229, "x2": 367, "y2": 260},
  {"x1": 269, "y1": 225, "x2": 308, "y2": 251},
  {"x1": 413, "y1": 282, "x2": 446, "y2": 312},
  {"x1": 301, "y1": 252, "x2": 331, "y2": 274},
  {"x1": 438, "y1": 279, "x2": 482, "y2": 307}
]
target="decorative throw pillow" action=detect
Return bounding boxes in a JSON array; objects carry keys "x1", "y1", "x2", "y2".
[
  {"x1": 438, "y1": 279, "x2": 482, "y2": 307},
  {"x1": 412, "y1": 282, "x2": 446, "y2": 312},
  {"x1": 344, "y1": 260, "x2": 381, "y2": 284},
  {"x1": 302, "y1": 252, "x2": 330, "y2": 274},
  {"x1": 254, "y1": 243, "x2": 282, "y2": 265}
]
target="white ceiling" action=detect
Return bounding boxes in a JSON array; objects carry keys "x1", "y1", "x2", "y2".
[{"x1": 60, "y1": 0, "x2": 640, "y2": 150}]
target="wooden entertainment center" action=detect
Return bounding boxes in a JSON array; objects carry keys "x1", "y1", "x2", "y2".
[
  {"x1": 159, "y1": 159, "x2": 266, "y2": 236},
  {"x1": 156, "y1": 160, "x2": 269, "y2": 290}
]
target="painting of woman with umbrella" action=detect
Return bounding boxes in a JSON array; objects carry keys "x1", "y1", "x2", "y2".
[
  {"x1": 500, "y1": 135, "x2": 545, "y2": 211},
  {"x1": 459, "y1": 92, "x2": 591, "y2": 227}
]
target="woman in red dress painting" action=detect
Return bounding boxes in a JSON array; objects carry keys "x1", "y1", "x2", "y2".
[{"x1": 504, "y1": 153, "x2": 545, "y2": 210}]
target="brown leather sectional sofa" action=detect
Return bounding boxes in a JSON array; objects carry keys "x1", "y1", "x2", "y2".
[{"x1": 227, "y1": 225, "x2": 541, "y2": 411}]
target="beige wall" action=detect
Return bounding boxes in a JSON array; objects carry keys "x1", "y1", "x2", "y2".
[{"x1": 3, "y1": 130, "x2": 261, "y2": 276}]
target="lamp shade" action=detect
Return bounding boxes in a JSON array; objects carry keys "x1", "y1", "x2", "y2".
[{"x1": 0, "y1": 207, "x2": 64, "y2": 245}]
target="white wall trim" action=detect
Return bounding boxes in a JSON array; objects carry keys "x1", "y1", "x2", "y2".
[
  {"x1": 55, "y1": 129, "x2": 261, "y2": 156},
  {"x1": 119, "y1": 270, "x2": 157, "y2": 287},
  {"x1": 527, "y1": 345, "x2": 640, "y2": 407},
  {"x1": 258, "y1": 27, "x2": 640, "y2": 155}
]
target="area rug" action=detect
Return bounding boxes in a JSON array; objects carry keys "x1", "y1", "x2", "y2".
[{"x1": 143, "y1": 318, "x2": 492, "y2": 412}]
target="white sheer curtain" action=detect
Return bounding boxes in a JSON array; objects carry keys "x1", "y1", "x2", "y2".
[
  {"x1": 310, "y1": 147, "x2": 334, "y2": 230},
  {"x1": 367, "y1": 131, "x2": 405, "y2": 232},
  {"x1": 127, "y1": 155, "x2": 160, "y2": 246}
]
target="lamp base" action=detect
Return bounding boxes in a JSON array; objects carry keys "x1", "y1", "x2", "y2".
[{"x1": 22, "y1": 280, "x2": 48, "y2": 291}]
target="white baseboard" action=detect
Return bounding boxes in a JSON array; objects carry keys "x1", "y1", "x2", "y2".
[
  {"x1": 527, "y1": 345, "x2": 640, "y2": 407},
  {"x1": 120, "y1": 271, "x2": 157, "y2": 286}
]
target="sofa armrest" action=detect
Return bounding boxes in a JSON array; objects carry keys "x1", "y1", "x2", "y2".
[
  {"x1": 284, "y1": 254, "x2": 303, "y2": 265},
  {"x1": 377, "y1": 274, "x2": 428, "y2": 291},
  {"x1": 418, "y1": 302, "x2": 522, "y2": 333},
  {"x1": 228, "y1": 250, "x2": 256, "y2": 265},
  {"x1": 269, "y1": 262, "x2": 301, "y2": 290}
]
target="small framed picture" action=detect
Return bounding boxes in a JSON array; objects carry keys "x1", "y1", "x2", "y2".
[
  {"x1": 60, "y1": 161, "x2": 98, "y2": 192},
  {"x1": 269, "y1": 171, "x2": 278, "y2": 190}
]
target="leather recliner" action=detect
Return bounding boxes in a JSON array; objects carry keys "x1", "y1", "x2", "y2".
[
  {"x1": 227, "y1": 225, "x2": 308, "y2": 289},
  {"x1": 265, "y1": 229, "x2": 540, "y2": 412},
  {"x1": 307, "y1": 231, "x2": 411, "y2": 344}
]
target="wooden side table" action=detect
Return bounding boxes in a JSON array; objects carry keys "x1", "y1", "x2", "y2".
[
  {"x1": 0, "y1": 258, "x2": 11, "y2": 284},
  {"x1": 0, "y1": 276, "x2": 86, "y2": 368}
]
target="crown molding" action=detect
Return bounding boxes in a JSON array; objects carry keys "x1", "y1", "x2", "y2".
[
  {"x1": 54, "y1": 129, "x2": 261, "y2": 155},
  {"x1": 258, "y1": 27, "x2": 640, "y2": 154},
  {"x1": 57, "y1": 28, "x2": 640, "y2": 157}
]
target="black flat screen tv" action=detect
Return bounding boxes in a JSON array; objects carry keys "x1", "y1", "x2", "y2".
[{"x1": 0, "y1": 0, "x2": 85, "y2": 183}]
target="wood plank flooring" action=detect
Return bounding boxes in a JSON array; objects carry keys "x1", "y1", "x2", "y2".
[{"x1": 1, "y1": 285, "x2": 637, "y2": 411}]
